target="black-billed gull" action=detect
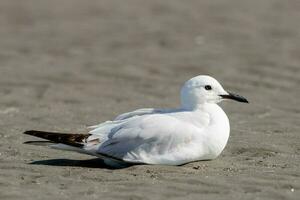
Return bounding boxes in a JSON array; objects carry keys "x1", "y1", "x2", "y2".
[{"x1": 24, "y1": 75, "x2": 248, "y2": 167}]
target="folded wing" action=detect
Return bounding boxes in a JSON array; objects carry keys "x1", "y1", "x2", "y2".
[{"x1": 87, "y1": 112, "x2": 209, "y2": 165}]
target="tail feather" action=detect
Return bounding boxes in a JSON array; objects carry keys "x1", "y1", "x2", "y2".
[{"x1": 24, "y1": 130, "x2": 90, "y2": 147}]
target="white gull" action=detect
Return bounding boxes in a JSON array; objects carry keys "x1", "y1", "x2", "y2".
[{"x1": 24, "y1": 75, "x2": 248, "y2": 167}]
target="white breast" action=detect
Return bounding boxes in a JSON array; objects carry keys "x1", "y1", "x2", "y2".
[{"x1": 200, "y1": 103, "x2": 230, "y2": 159}]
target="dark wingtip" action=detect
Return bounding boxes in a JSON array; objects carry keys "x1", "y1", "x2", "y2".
[
  {"x1": 24, "y1": 140, "x2": 54, "y2": 145},
  {"x1": 24, "y1": 130, "x2": 40, "y2": 136},
  {"x1": 24, "y1": 130, "x2": 33, "y2": 135},
  {"x1": 23, "y1": 130, "x2": 90, "y2": 148}
]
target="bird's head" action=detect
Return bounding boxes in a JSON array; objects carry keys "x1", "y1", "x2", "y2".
[{"x1": 180, "y1": 75, "x2": 248, "y2": 109}]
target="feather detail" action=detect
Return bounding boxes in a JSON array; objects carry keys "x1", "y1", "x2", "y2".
[{"x1": 24, "y1": 130, "x2": 90, "y2": 147}]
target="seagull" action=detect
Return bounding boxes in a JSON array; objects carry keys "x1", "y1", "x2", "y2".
[{"x1": 24, "y1": 75, "x2": 248, "y2": 167}]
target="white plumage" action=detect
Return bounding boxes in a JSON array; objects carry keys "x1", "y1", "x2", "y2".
[{"x1": 25, "y1": 75, "x2": 248, "y2": 167}]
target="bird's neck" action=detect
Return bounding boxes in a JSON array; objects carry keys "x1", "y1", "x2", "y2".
[{"x1": 181, "y1": 102, "x2": 216, "y2": 111}]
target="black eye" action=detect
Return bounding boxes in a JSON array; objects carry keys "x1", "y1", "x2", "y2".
[{"x1": 205, "y1": 85, "x2": 212, "y2": 90}]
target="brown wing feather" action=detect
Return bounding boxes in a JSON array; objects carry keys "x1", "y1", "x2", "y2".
[{"x1": 24, "y1": 130, "x2": 91, "y2": 147}]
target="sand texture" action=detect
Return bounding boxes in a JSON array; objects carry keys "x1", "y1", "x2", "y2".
[{"x1": 0, "y1": 0, "x2": 299, "y2": 199}]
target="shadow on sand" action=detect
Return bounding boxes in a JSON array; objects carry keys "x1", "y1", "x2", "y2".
[{"x1": 29, "y1": 158, "x2": 132, "y2": 169}]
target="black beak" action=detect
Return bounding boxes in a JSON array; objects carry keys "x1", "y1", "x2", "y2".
[{"x1": 220, "y1": 92, "x2": 249, "y2": 103}]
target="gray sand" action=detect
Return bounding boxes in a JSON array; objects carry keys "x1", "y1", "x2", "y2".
[{"x1": 0, "y1": 0, "x2": 299, "y2": 199}]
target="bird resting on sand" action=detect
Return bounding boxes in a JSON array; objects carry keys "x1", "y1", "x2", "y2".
[{"x1": 24, "y1": 75, "x2": 248, "y2": 167}]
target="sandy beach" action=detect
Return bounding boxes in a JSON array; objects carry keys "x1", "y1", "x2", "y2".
[{"x1": 0, "y1": 0, "x2": 299, "y2": 199}]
